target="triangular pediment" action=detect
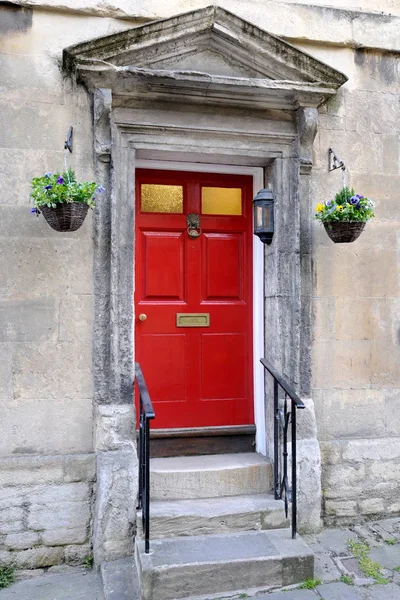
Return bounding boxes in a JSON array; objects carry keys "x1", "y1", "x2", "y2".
[{"x1": 64, "y1": 6, "x2": 347, "y2": 110}]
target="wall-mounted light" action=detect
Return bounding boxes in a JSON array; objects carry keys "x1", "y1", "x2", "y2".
[{"x1": 253, "y1": 188, "x2": 274, "y2": 245}]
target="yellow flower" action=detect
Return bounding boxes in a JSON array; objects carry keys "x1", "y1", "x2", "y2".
[
  {"x1": 336, "y1": 205, "x2": 343, "y2": 212},
  {"x1": 316, "y1": 203, "x2": 324, "y2": 213}
]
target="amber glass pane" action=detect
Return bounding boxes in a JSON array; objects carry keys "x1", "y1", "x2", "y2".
[
  {"x1": 201, "y1": 187, "x2": 242, "y2": 215},
  {"x1": 141, "y1": 184, "x2": 183, "y2": 213}
]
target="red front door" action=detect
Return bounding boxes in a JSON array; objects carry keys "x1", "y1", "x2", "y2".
[{"x1": 135, "y1": 169, "x2": 254, "y2": 429}]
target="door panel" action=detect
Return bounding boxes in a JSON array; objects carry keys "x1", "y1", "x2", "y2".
[
  {"x1": 135, "y1": 169, "x2": 254, "y2": 429},
  {"x1": 142, "y1": 231, "x2": 185, "y2": 300},
  {"x1": 203, "y1": 233, "x2": 243, "y2": 300}
]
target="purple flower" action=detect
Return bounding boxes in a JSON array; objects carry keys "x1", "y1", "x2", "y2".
[
  {"x1": 349, "y1": 196, "x2": 359, "y2": 205},
  {"x1": 97, "y1": 185, "x2": 105, "y2": 193},
  {"x1": 30, "y1": 207, "x2": 39, "y2": 214},
  {"x1": 325, "y1": 200, "x2": 333, "y2": 207},
  {"x1": 44, "y1": 172, "x2": 52, "y2": 178},
  {"x1": 44, "y1": 184, "x2": 52, "y2": 190},
  {"x1": 56, "y1": 176, "x2": 65, "y2": 185}
]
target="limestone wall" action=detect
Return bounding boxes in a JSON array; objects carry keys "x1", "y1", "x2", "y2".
[
  {"x1": 0, "y1": 0, "x2": 399, "y2": 564},
  {"x1": 0, "y1": 454, "x2": 95, "y2": 569},
  {"x1": 299, "y1": 42, "x2": 400, "y2": 523}
]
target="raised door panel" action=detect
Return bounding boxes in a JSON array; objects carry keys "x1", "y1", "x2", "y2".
[
  {"x1": 141, "y1": 231, "x2": 185, "y2": 301},
  {"x1": 140, "y1": 334, "x2": 187, "y2": 403},
  {"x1": 201, "y1": 333, "x2": 247, "y2": 400},
  {"x1": 202, "y1": 233, "x2": 243, "y2": 301}
]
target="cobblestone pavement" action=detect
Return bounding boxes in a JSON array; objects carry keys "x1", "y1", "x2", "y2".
[
  {"x1": 248, "y1": 516, "x2": 400, "y2": 599},
  {"x1": 0, "y1": 518, "x2": 400, "y2": 599}
]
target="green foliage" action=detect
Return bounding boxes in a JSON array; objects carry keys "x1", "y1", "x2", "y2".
[
  {"x1": 393, "y1": 566, "x2": 400, "y2": 572},
  {"x1": 238, "y1": 595, "x2": 248, "y2": 599},
  {"x1": 385, "y1": 538, "x2": 396, "y2": 545},
  {"x1": 348, "y1": 539, "x2": 370, "y2": 557},
  {"x1": 30, "y1": 169, "x2": 104, "y2": 211},
  {"x1": 347, "y1": 539, "x2": 389, "y2": 584},
  {"x1": 83, "y1": 555, "x2": 94, "y2": 570},
  {"x1": 0, "y1": 566, "x2": 15, "y2": 589},
  {"x1": 314, "y1": 187, "x2": 374, "y2": 223},
  {"x1": 298, "y1": 578, "x2": 322, "y2": 589},
  {"x1": 340, "y1": 574, "x2": 354, "y2": 585}
]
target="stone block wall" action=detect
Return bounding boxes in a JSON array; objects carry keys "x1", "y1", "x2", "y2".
[
  {"x1": 296, "y1": 41, "x2": 400, "y2": 523},
  {"x1": 1, "y1": 0, "x2": 400, "y2": 561},
  {"x1": 0, "y1": 454, "x2": 95, "y2": 567},
  {"x1": 321, "y1": 439, "x2": 400, "y2": 526}
]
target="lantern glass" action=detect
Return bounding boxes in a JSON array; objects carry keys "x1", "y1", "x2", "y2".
[{"x1": 252, "y1": 188, "x2": 274, "y2": 245}]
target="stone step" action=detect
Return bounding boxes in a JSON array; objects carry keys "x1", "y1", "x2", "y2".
[
  {"x1": 136, "y1": 528, "x2": 314, "y2": 600},
  {"x1": 138, "y1": 494, "x2": 289, "y2": 539},
  {"x1": 150, "y1": 452, "x2": 273, "y2": 500}
]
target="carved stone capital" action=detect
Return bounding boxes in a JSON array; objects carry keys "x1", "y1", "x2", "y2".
[
  {"x1": 94, "y1": 88, "x2": 112, "y2": 161},
  {"x1": 295, "y1": 107, "x2": 319, "y2": 169}
]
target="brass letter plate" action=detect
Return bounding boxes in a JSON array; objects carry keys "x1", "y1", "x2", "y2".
[{"x1": 176, "y1": 313, "x2": 210, "y2": 327}]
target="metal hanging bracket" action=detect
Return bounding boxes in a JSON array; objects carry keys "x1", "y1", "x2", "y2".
[
  {"x1": 328, "y1": 147, "x2": 345, "y2": 172},
  {"x1": 64, "y1": 126, "x2": 73, "y2": 153}
]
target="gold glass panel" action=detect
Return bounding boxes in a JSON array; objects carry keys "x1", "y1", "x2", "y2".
[
  {"x1": 141, "y1": 184, "x2": 183, "y2": 213},
  {"x1": 201, "y1": 187, "x2": 242, "y2": 215}
]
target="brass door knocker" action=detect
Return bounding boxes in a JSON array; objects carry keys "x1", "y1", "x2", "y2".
[{"x1": 187, "y1": 214, "x2": 201, "y2": 238}]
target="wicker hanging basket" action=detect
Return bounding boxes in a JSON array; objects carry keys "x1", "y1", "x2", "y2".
[
  {"x1": 40, "y1": 202, "x2": 89, "y2": 232},
  {"x1": 323, "y1": 221, "x2": 366, "y2": 243}
]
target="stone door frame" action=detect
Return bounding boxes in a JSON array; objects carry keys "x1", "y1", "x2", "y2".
[{"x1": 92, "y1": 91, "x2": 317, "y2": 447}]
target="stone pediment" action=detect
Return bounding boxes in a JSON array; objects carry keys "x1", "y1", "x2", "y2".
[{"x1": 64, "y1": 6, "x2": 347, "y2": 110}]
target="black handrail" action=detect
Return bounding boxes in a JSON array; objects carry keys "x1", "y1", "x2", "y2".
[
  {"x1": 260, "y1": 358, "x2": 305, "y2": 539},
  {"x1": 135, "y1": 363, "x2": 155, "y2": 554}
]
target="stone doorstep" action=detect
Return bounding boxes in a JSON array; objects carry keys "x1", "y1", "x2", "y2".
[
  {"x1": 137, "y1": 494, "x2": 289, "y2": 539},
  {"x1": 135, "y1": 528, "x2": 314, "y2": 600},
  {"x1": 150, "y1": 453, "x2": 273, "y2": 500}
]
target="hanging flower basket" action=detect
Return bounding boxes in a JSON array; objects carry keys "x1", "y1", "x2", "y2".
[
  {"x1": 30, "y1": 169, "x2": 104, "y2": 233},
  {"x1": 323, "y1": 221, "x2": 366, "y2": 243},
  {"x1": 315, "y1": 187, "x2": 374, "y2": 244},
  {"x1": 40, "y1": 202, "x2": 89, "y2": 232}
]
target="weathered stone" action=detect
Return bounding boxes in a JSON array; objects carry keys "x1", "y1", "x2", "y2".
[
  {"x1": 64, "y1": 543, "x2": 92, "y2": 565},
  {"x1": 0, "y1": 298, "x2": 57, "y2": 343},
  {"x1": 13, "y1": 546, "x2": 65, "y2": 568},
  {"x1": 58, "y1": 294, "x2": 93, "y2": 343},
  {"x1": 93, "y1": 450, "x2": 137, "y2": 564},
  {"x1": 4, "y1": 532, "x2": 40, "y2": 550},
  {"x1": 325, "y1": 500, "x2": 357, "y2": 517},
  {"x1": 0, "y1": 397, "x2": 93, "y2": 455},
  {"x1": 42, "y1": 528, "x2": 88, "y2": 546},
  {"x1": 94, "y1": 405, "x2": 135, "y2": 452},
  {"x1": 27, "y1": 483, "x2": 91, "y2": 505},
  {"x1": 147, "y1": 494, "x2": 288, "y2": 539},
  {"x1": 63, "y1": 454, "x2": 96, "y2": 483},
  {"x1": 15, "y1": 569, "x2": 46, "y2": 580},
  {"x1": 359, "y1": 498, "x2": 385, "y2": 515},
  {"x1": 137, "y1": 528, "x2": 313, "y2": 600},
  {"x1": 0, "y1": 456, "x2": 64, "y2": 486},
  {"x1": 342, "y1": 439, "x2": 400, "y2": 462},
  {"x1": 29, "y1": 502, "x2": 90, "y2": 532},
  {"x1": 316, "y1": 581, "x2": 366, "y2": 599},
  {"x1": 150, "y1": 453, "x2": 272, "y2": 501},
  {"x1": 314, "y1": 389, "x2": 386, "y2": 441}
]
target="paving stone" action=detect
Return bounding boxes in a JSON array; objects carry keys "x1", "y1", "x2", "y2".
[
  {"x1": 101, "y1": 557, "x2": 140, "y2": 600},
  {"x1": 304, "y1": 528, "x2": 358, "y2": 556},
  {"x1": 0, "y1": 570, "x2": 104, "y2": 600},
  {"x1": 315, "y1": 581, "x2": 369, "y2": 599},
  {"x1": 247, "y1": 590, "x2": 318, "y2": 599},
  {"x1": 314, "y1": 552, "x2": 341, "y2": 582},
  {"x1": 365, "y1": 583, "x2": 400, "y2": 599},
  {"x1": 369, "y1": 545, "x2": 400, "y2": 570}
]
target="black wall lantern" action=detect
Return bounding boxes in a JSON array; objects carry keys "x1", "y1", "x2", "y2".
[{"x1": 253, "y1": 188, "x2": 274, "y2": 245}]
